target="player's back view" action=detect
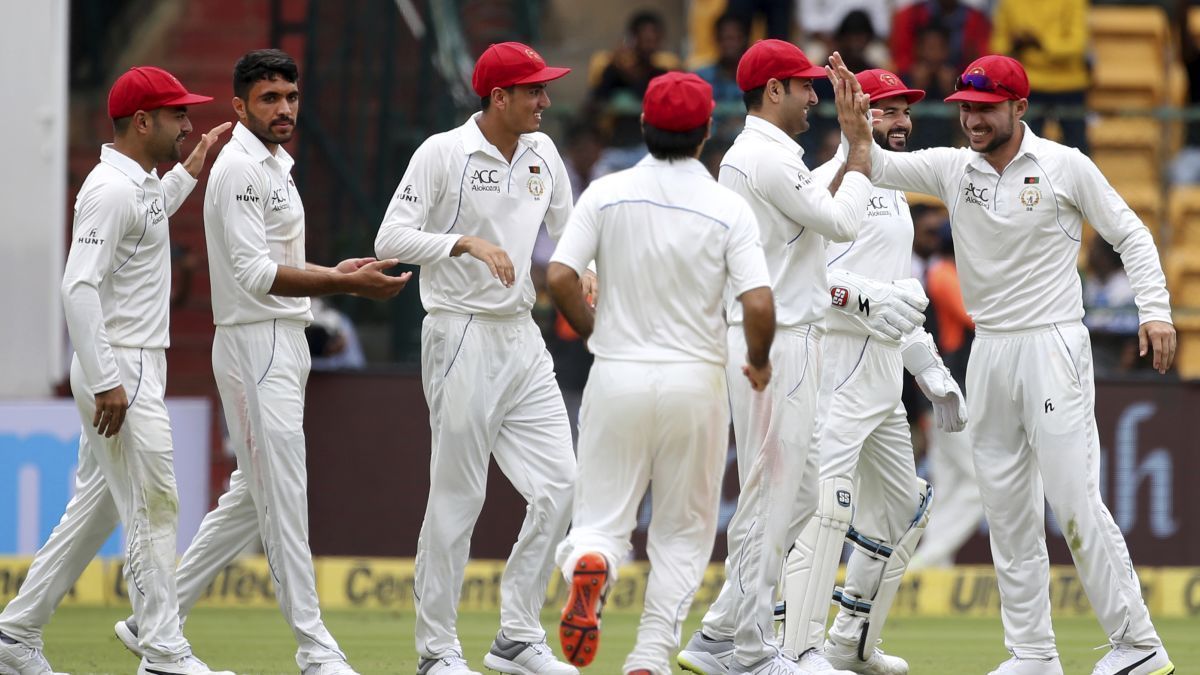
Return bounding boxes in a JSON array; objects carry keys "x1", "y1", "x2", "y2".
[{"x1": 548, "y1": 72, "x2": 775, "y2": 675}]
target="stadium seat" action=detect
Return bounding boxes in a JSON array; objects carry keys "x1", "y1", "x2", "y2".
[
  {"x1": 1168, "y1": 186, "x2": 1200, "y2": 249},
  {"x1": 1171, "y1": 314, "x2": 1200, "y2": 378},
  {"x1": 1165, "y1": 247, "x2": 1200, "y2": 307},
  {"x1": 1088, "y1": 6, "x2": 1169, "y2": 110}
]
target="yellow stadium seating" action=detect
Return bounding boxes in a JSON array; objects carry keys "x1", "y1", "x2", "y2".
[
  {"x1": 1168, "y1": 186, "x2": 1200, "y2": 249},
  {"x1": 1088, "y1": 6, "x2": 1170, "y2": 110}
]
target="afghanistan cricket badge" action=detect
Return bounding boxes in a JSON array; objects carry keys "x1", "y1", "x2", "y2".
[
  {"x1": 1019, "y1": 183, "x2": 1041, "y2": 211},
  {"x1": 527, "y1": 175, "x2": 545, "y2": 198}
]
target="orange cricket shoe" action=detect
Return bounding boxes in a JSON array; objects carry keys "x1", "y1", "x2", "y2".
[{"x1": 559, "y1": 552, "x2": 608, "y2": 668}]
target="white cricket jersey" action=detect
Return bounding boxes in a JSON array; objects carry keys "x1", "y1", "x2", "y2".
[
  {"x1": 869, "y1": 123, "x2": 1171, "y2": 332},
  {"x1": 719, "y1": 115, "x2": 872, "y2": 328},
  {"x1": 375, "y1": 113, "x2": 573, "y2": 317},
  {"x1": 204, "y1": 122, "x2": 312, "y2": 326},
  {"x1": 551, "y1": 155, "x2": 770, "y2": 365},
  {"x1": 61, "y1": 145, "x2": 196, "y2": 394}
]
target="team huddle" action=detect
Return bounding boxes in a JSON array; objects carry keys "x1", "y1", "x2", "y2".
[{"x1": 0, "y1": 34, "x2": 1178, "y2": 675}]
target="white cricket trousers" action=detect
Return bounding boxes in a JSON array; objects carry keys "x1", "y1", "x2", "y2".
[
  {"x1": 557, "y1": 358, "x2": 729, "y2": 675},
  {"x1": 910, "y1": 422, "x2": 983, "y2": 570},
  {"x1": 700, "y1": 325, "x2": 822, "y2": 668},
  {"x1": 969, "y1": 322, "x2": 1160, "y2": 658},
  {"x1": 0, "y1": 348, "x2": 189, "y2": 660},
  {"x1": 815, "y1": 333, "x2": 922, "y2": 648},
  {"x1": 416, "y1": 311, "x2": 575, "y2": 659},
  {"x1": 173, "y1": 319, "x2": 345, "y2": 670}
]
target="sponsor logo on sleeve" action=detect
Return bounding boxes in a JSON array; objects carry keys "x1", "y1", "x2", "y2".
[
  {"x1": 77, "y1": 228, "x2": 104, "y2": 245},
  {"x1": 236, "y1": 185, "x2": 260, "y2": 203},
  {"x1": 831, "y1": 286, "x2": 849, "y2": 307},
  {"x1": 396, "y1": 185, "x2": 419, "y2": 203},
  {"x1": 794, "y1": 170, "x2": 813, "y2": 191}
]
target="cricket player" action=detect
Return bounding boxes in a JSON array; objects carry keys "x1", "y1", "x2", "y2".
[
  {"x1": 0, "y1": 68, "x2": 231, "y2": 675},
  {"x1": 549, "y1": 71, "x2": 776, "y2": 675},
  {"x1": 778, "y1": 69, "x2": 967, "y2": 675},
  {"x1": 374, "y1": 42, "x2": 581, "y2": 675},
  {"x1": 677, "y1": 42, "x2": 929, "y2": 675},
  {"x1": 111, "y1": 49, "x2": 409, "y2": 675},
  {"x1": 828, "y1": 53, "x2": 1176, "y2": 675}
]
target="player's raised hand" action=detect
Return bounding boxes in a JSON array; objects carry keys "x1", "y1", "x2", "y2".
[
  {"x1": 1139, "y1": 320, "x2": 1177, "y2": 374},
  {"x1": 457, "y1": 236, "x2": 516, "y2": 287},
  {"x1": 831, "y1": 55, "x2": 871, "y2": 146},
  {"x1": 93, "y1": 384, "x2": 129, "y2": 438},
  {"x1": 346, "y1": 259, "x2": 411, "y2": 299},
  {"x1": 743, "y1": 360, "x2": 772, "y2": 392},
  {"x1": 182, "y1": 121, "x2": 233, "y2": 178}
]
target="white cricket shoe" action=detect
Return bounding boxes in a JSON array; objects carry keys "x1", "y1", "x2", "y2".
[
  {"x1": 416, "y1": 656, "x2": 481, "y2": 675},
  {"x1": 302, "y1": 661, "x2": 361, "y2": 675},
  {"x1": 137, "y1": 655, "x2": 234, "y2": 675},
  {"x1": 0, "y1": 633, "x2": 68, "y2": 675},
  {"x1": 823, "y1": 640, "x2": 906, "y2": 675},
  {"x1": 482, "y1": 633, "x2": 577, "y2": 675},
  {"x1": 987, "y1": 655, "x2": 1063, "y2": 675},
  {"x1": 115, "y1": 619, "x2": 145, "y2": 658},
  {"x1": 798, "y1": 648, "x2": 857, "y2": 674},
  {"x1": 731, "y1": 654, "x2": 808, "y2": 675},
  {"x1": 1091, "y1": 644, "x2": 1174, "y2": 675},
  {"x1": 677, "y1": 631, "x2": 734, "y2": 674}
]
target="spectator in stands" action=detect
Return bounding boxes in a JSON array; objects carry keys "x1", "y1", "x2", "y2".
[
  {"x1": 991, "y1": 0, "x2": 1090, "y2": 153},
  {"x1": 695, "y1": 12, "x2": 750, "y2": 141},
  {"x1": 905, "y1": 25, "x2": 961, "y2": 150},
  {"x1": 563, "y1": 124, "x2": 603, "y2": 201},
  {"x1": 1083, "y1": 237, "x2": 1142, "y2": 374},
  {"x1": 796, "y1": 0, "x2": 892, "y2": 51},
  {"x1": 588, "y1": 10, "x2": 679, "y2": 176},
  {"x1": 1169, "y1": 2, "x2": 1200, "y2": 184},
  {"x1": 830, "y1": 10, "x2": 886, "y2": 73},
  {"x1": 726, "y1": 0, "x2": 792, "y2": 41},
  {"x1": 891, "y1": 0, "x2": 991, "y2": 76}
]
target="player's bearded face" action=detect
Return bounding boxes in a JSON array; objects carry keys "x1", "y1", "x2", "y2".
[
  {"x1": 503, "y1": 83, "x2": 550, "y2": 134},
  {"x1": 959, "y1": 101, "x2": 1016, "y2": 154},
  {"x1": 147, "y1": 107, "x2": 191, "y2": 163},
  {"x1": 871, "y1": 96, "x2": 912, "y2": 152},
  {"x1": 240, "y1": 76, "x2": 300, "y2": 146}
]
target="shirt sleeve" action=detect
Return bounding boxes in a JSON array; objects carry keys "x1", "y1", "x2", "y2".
[
  {"x1": 161, "y1": 163, "x2": 198, "y2": 216},
  {"x1": 542, "y1": 146, "x2": 575, "y2": 241},
  {"x1": 756, "y1": 151, "x2": 870, "y2": 243},
  {"x1": 809, "y1": 155, "x2": 844, "y2": 191},
  {"x1": 375, "y1": 138, "x2": 461, "y2": 264},
  {"x1": 724, "y1": 200, "x2": 772, "y2": 297},
  {"x1": 1067, "y1": 150, "x2": 1173, "y2": 325},
  {"x1": 868, "y1": 142, "x2": 959, "y2": 201},
  {"x1": 549, "y1": 186, "x2": 599, "y2": 277},
  {"x1": 60, "y1": 183, "x2": 133, "y2": 393},
  {"x1": 214, "y1": 160, "x2": 279, "y2": 296}
]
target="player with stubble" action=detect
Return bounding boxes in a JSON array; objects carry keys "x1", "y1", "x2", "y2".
[
  {"x1": 828, "y1": 52, "x2": 1176, "y2": 675},
  {"x1": 112, "y1": 49, "x2": 409, "y2": 675}
]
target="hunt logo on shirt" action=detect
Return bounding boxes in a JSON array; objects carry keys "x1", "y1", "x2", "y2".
[
  {"x1": 794, "y1": 171, "x2": 812, "y2": 191},
  {"x1": 396, "y1": 185, "x2": 419, "y2": 203},
  {"x1": 77, "y1": 228, "x2": 104, "y2": 246},
  {"x1": 148, "y1": 198, "x2": 165, "y2": 224},
  {"x1": 964, "y1": 182, "x2": 990, "y2": 207},
  {"x1": 470, "y1": 169, "x2": 501, "y2": 192},
  {"x1": 831, "y1": 286, "x2": 849, "y2": 307},
  {"x1": 866, "y1": 195, "x2": 890, "y2": 217},
  {"x1": 269, "y1": 188, "x2": 290, "y2": 212},
  {"x1": 237, "y1": 185, "x2": 260, "y2": 203}
]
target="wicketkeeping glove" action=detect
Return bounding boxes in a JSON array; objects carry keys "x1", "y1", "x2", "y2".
[
  {"x1": 901, "y1": 330, "x2": 967, "y2": 432},
  {"x1": 828, "y1": 269, "x2": 928, "y2": 341}
]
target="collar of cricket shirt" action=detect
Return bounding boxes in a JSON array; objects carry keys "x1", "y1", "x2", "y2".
[
  {"x1": 635, "y1": 153, "x2": 712, "y2": 178},
  {"x1": 461, "y1": 111, "x2": 541, "y2": 164},
  {"x1": 232, "y1": 121, "x2": 295, "y2": 174},
  {"x1": 100, "y1": 144, "x2": 158, "y2": 185},
  {"x1": 743, "y1": 114, "x2": 804, "y2": 157}
]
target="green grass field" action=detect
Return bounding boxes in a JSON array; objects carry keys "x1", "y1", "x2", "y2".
[{"x1": 36, "y1": 607, "x2": 1198, "y2": 674}]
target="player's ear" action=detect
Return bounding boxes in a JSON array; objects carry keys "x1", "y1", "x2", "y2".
[
  {"x1": 232, "y1": 96, "x2": 247, "y2": 122},
  {"x1": 1013, "y1": 98, "x2": 1028, "y2": 120}
]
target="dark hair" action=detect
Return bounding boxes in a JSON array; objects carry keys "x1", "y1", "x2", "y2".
[
  {"x1": 628, "y1": 10, "x2": 664, "y2": 36},
  {"x1": 111, "y1": 107, "x2": 163, "y2": 135},
  {"x1": 742, "y1": 78, "x2": 791, "y2": 112},
  {"x1": 643, "y1": 122, "x2": 708, "y2": 160},
  {"x1": 714, "y1": 11, "x2": 750, "y2": 38},
  {"x1": 233, "y1": 49, "x2": 299, "y2": 100},
  {"x1": 480, "y1": 85, "x2": 516, "y2": 111},
  {"x1": 836, "y1": 10, "x2": 876, "y2": 39}
]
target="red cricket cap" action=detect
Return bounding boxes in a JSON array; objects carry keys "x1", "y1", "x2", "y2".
[
  {"x1": 944, "y1": 55, "x2": 1030, "y2": 103},
  {"x1": 735, "y1": 39, "x2": 827, "y2": 92},
  {"x1": 642, "y1": 71, "x2": 715, "y2": 132},
  {"x1": 107, "y1": 66, "x2": 213, "y2": 119},
  {"x1": 471, "y1": 42, "x2": 571, "y2": 98},
  {"x1": 856, "y1": 69, "x2": 925, "y2": 104}
]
